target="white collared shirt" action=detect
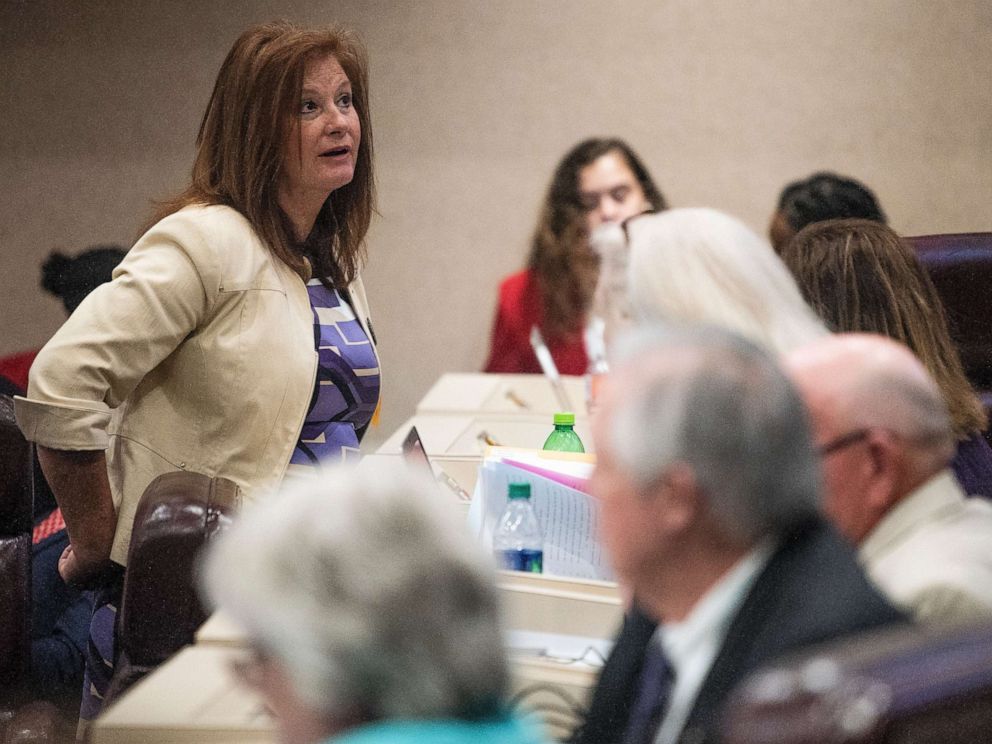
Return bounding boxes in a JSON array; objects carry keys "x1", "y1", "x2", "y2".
[{"x1": 653, "y1": 540, "x2": 776, "y2": 744}]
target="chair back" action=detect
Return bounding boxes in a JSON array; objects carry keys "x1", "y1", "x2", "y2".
[
  {"x1": 909, "y1": 233, "x2": 992, "y2": 441},
  {"x1": 105, "y1": 470, "x2": 239, "y2": 702},
  {"x1": 909, "y1": 233, "x2": 992, "y2": 389},
  {"x1": 0, "y1": 394, "x2": 33, "y2": 706},
  {"x1": 721, "y1": 622, "x2": 992, "y2": 744}
]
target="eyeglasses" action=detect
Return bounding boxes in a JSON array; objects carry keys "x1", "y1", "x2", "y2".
[{"x1": 817, "y1": 429, "x2": 870, "y2": 457}]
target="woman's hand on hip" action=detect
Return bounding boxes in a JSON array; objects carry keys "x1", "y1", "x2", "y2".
[
  {"x1": 38, "y1": 445, "x2": 118, "y2": 585},
  {"x1": 58, "y1": 540, "x2": 114, "y2": 587}
]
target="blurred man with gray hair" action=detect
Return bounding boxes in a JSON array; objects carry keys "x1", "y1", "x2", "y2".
[
  {"x1": 786, "y1": 333, "x2": 992, "y2": 626},
  {"x1": 573, "y1": 326, "x2": 902, "y2": 744}
]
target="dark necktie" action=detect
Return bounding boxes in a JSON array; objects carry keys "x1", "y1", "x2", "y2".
[{"x1": 622, "y1": 640, "x2": 675, "y2": 744}]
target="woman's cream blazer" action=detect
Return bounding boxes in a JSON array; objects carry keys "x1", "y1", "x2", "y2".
[{"x1": 16, "y1": 204, "x2": 378, "y2": 564}]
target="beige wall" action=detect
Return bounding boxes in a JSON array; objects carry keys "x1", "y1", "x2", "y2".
[{"x1": 2, "y1": 1, "x2": 991, "y2": 445}]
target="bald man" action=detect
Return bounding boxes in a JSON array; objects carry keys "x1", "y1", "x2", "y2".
[{"x1": 787, "y1": 333, "x2": 992, "y2": 626}]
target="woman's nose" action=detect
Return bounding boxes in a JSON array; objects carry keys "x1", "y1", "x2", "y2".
[
  {"x1": 323, "y1": 108, "x2": 346, "y2": 135},
  {"x1": 598, "y1": 197, "x2": 622, "y2": 223}
]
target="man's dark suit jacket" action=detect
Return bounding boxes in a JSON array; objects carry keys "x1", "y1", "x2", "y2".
[{"x1": 572, "y1": 517, "x2": 907, "y2": 744}]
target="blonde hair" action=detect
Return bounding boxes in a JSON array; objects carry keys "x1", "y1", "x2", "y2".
[{"x1": 627, "y1": 208, "x2": 827, "y2": 355}]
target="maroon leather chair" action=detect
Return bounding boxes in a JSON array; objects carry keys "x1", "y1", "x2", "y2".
[
  {"x1": 1, "y1": 702, "x2": 66, "y2": 744},
  {"x1": 909, "y1": 232, "x2": 992, "y2": 438},
  {"x1": 1, "y1": 396, "x2": 238, "y2": 734},
  {"x1": 0, "y1": 395, "x2": 72, "y2": 742},
  {"x1": 0, "y1": 394, "x2": 33, "y2": 710},
  {"x1": 103, "y1": 471, "x2": 240, "y2": 704},
  {"x1": 721, "y1": 622, "x2": 992, "y2": 744}
]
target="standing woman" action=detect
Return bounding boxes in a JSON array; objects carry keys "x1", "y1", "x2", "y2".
[
  {"x1": 15, "y1": 21, "x2": 380, "y2": 720},
  {"x1": 483, "y1": 138, "x2": 665, "y2": 375}
]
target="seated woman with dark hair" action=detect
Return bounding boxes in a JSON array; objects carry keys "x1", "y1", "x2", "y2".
[
  {"x1": 780, "y1": 218, "x2": 992, "y2": 499},
  {"x1": 768, "y1": 171, "x2": 886, "y2": 253},
  {"x1": 483, "y1": 137, "x2": 665, "y2": 375},
  {"x1": 201, "y1": 462, "x2": 550, "y2": 744}
]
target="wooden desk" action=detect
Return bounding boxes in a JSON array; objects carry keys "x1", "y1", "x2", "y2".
[
  {"x1": 355, "y1": 451, "x2": 480, "y2": 503},
  {"x1": 91, "y1": 645, "x2": 272, "y2": 744},
  {"x1": 498, "y1": 570, "x2": 622, "y2": 639},
  {"x1": 417, "y1": 373, "x2": 588, "y2": 417},
  {"x1": 376, "y1": 414, "x2": 593, "y2": 457},
  {"x1": 194, "y1": 572, "x2": 623, "y2": 651},
  {"x1": 94, "y1": 617, "x2": 612, "y2": 744}
]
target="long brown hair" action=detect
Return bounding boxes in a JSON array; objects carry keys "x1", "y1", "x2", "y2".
[
  {"x1": 147, "y1": 21, "x2": 375, "y2": 287},
  {"x1": 781, "y1": 219, "x2": 986, "y2": 438},
  {"x1": 527, "y1": 138, "x2": 665, "y2": 341}
]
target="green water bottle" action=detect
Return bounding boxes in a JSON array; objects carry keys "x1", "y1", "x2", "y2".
[{"x1": 542, "y1": 412, "x2": 585, "y2": 453}]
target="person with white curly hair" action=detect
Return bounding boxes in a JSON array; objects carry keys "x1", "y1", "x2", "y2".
[{"x1": 200, "y1": 461, "x2": 549, "y2": 744}]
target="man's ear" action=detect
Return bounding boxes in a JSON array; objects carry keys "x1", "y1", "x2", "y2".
[
  {"x1": 863, "y1": 430, "x2": 902, "y2": 515},
  {"x1": 646, "y1": 461, "x2": 701, "y2": 535}
]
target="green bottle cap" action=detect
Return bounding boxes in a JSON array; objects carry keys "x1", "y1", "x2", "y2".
[
  {"x1": 508, "y1": 482, "x2": 531, "y2": 499},
  {"x1": 553, "y1": 412, "x2": 575, "y2": 426}
]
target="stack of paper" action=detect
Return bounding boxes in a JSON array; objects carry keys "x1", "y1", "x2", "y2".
[{"x1": 469, "y1": 447, "x2": 613, "y2": 581}]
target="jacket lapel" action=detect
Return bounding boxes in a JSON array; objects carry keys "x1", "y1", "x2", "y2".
[{"x1": 679, "y1": 520, "x2": 819, "y2": 742}]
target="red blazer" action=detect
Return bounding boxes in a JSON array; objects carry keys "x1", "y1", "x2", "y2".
[
  {"x1": 0, "y1": 348, "x2": 38, "y2": 393},
  {"x1": 482, "y1": 269, "x2": 588, "y2": 375}
]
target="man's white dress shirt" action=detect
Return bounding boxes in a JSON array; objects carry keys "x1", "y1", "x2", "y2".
[{"x1": 652, "y1": 540, "x2": 775, "y2": 744}]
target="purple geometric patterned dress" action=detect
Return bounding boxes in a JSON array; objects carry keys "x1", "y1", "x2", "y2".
[{"x1": 284, "y1": 279, "x2": 380, "y2": 479}]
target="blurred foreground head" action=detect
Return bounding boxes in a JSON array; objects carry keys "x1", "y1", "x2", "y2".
[
  {"x1": 590, "y1": 324, "x2": 820, "y2": 618},
  {"x1": 201, "y1": 462, "x2": 509, "y2": 744}
]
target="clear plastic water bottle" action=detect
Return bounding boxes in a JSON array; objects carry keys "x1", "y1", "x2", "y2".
[
  {"x1": 543, "y1": 412, "x2": 585, "y2": 453},
  {"x1": 493, "y1": 483, "x2": 544, "y2": 573}
]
